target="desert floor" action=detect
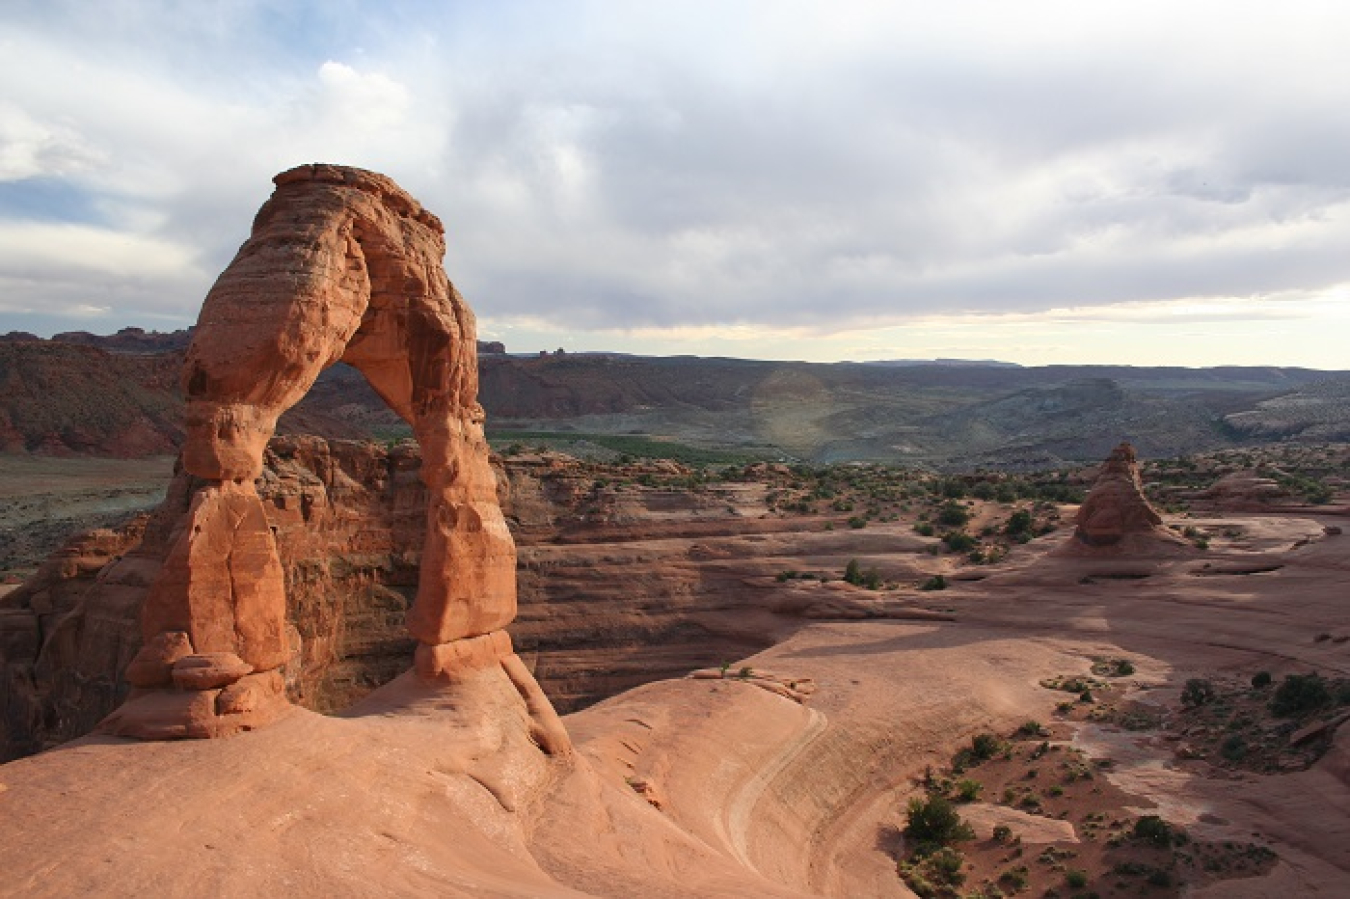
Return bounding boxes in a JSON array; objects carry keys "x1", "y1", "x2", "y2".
[{"x1": 1, "y1": 506, "x2": 1346, "y2": 898}]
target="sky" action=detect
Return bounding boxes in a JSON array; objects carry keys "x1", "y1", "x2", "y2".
[{"x1": 1, "y1": 0, "x2": 1349, "y2": 368}]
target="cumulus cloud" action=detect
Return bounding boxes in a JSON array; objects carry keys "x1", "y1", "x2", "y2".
[{"x1": 1, "y1": 0, "x2": 1349, "y2": 364}]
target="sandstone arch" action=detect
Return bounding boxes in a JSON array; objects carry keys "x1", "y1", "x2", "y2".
[{"x1": 101, "y1": 165, "x2": 568, "y2": 753}]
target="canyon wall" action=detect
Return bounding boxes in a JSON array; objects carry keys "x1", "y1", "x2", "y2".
[{"x1": 0, "y1": 438, "x2": 791, "y2": 759}]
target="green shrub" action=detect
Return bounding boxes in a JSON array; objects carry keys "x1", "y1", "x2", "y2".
[
  {"x1": 954, "y1": 779, "x2": 983, "y2": 802},
  {"x1": 1270, "y1": 672, "x2": 1331, "y2": 717},
  {"x1": 942, "y1": 531, "x2": 977, "y2": 552},
  {"x1": 1064, "y1": 868, "x2": 1088, "y2": 888},
  {"x1": 992, "y1": 824, "x2": 1014, "y2": 843},
  {"x1": 971, "y1": 732, "x2": 1002, "y2": 760},
  {"x1": 904, "y1": 794, "x2": 975, "y2": 854},
  {"x1": 1251, "y1": 671, "x2": 1272, "y2": 689},
  {"x1": 1133, "y1": 815, "x2": 1175, "y2": 846},
  {"x1": 898, "y1": 847, "x2": 967, "y2": 897},
  {"x1": 844, "y1": 559, "x2": 863, "y2": 585},
  {"x1": 1004, "y1": 509, "x2": 1034, "y2": 538},
  {"x1": 1220, "y1": 734, "x2": 1247, "y2": 762},
  {"x1": 927, "y1": 846, "x2": 965, "y2": 883},
  {"x1": 919, "y1": 574, "x2": 947, "y2": 591},
  {"x1": 1181, "y1": 678, "x2": 1216, "y2": 707},
  {"x1": 937, "y1": 502, "x2": 971, "y2": 527},
  {"x1": 999, "y1": 864, "x2": 1029, "y2": 890}
]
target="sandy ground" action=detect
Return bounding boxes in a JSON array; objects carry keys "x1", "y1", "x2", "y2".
[
  {"x1": 0, "y1": 454, "x2": 174, "y2": 582},
  {"x1": 0, "y1": 511, "x2": 1347, "y2": 897}
]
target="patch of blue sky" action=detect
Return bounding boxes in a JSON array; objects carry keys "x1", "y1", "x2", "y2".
[{"x1": 0, "y1": 178, "x2": 106, "y2": 226}]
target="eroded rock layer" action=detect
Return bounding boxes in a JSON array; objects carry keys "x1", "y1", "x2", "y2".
[{"x1": 1, "y1": 439, "x2": 863, "y2": 759}]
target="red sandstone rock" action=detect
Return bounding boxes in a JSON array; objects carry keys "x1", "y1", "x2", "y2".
[
  {"x1": 124, "y1": 631, "x2": 193, "y2": 688},
  {"x1": 1068, "y1": 442, "x2": 1182, "y2": 549},
  {"x1": 100, "y1": 165, "x2": 563, "y2": 751},
  {"x1": 136, "y1": 484, "x2": 289, "y2": 673},
  {"x1": 171, "y1": 652, "x2": 253, "y2": 690}
]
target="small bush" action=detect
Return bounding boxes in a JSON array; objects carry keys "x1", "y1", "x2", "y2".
[
  {"x1": 992, "y1": 824, "x2": 1014, "y2": 843},
  {"x1": 1133, "y1": 815, "x2": 1175, "y2": 846},
  {"x1": 1016, "y1": 720, "x2": 1048, "y2": 737},
  {"x1": 919, "y1": 574, "x2": 947, "y2": 591},
  {"x1": 942, "y1": 531, "x2": 977, "y2": 553},
  {"x1": 971, "y1": 732, "x2": 1002, "y2": 761},
  {"x1": 1270, "y1": 672, "x2": 1331, "y2": 717},
  {"x1": 1251, "y1": 671, "x2": 1273, "y2": 689},
  {"x1": 1220, "y1": 734, "x2": 1247, "y2": 762},
  {"x1": 954, "y1": 779, "x2": 983, "y2": 802},
  {"x1": 927, "y1": 845, "x2": 964, "y2": 883},
  {"x1": 844, "y1": 559, "x2": 863, "y2": 585},
  {"x1": 937, "y1": 502, "x2": 971, "y2": 527},
  {"x1": 1005, "y1": 509, "x2": 1034, "y2": 537},
  {"x1": 999, "y1": 864, "x2": 1029, "y2": 890},
  {"x1": 1092, "y1": 657, "x2": 1135, "y2": 677},
  {"x1": 1181, "y1": 678, "x2": 1216, "y2": 708},
  {"x1": 1064, "y1": 868, "x2": 1088, "y2": 889},
  {"x1": 905, "y1": 794, "x2": 975, "y2": 854}
]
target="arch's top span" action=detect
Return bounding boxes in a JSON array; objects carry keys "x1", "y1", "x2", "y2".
[{"x1": 102, "y1": 165, "x2": 568, "y2": 753}]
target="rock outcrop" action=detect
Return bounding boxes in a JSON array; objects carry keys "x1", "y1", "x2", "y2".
[
  {"x1": 1198, "y1": 470, "x2": 1293, "y2": 509},
  {"x1": 1066, "y1": 442, "x2": 1185, "y2": 551},
  {"x1": 96, "y1": 164, "x2": 568, "y2": 753},
  {"x1": 1, "y1": 439, "x2": 843, "y2": 760}
]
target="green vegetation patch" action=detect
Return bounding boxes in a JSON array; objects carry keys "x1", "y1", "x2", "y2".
[{"x1": 489, "y1": 430, "x2": 765, "y2": 464}]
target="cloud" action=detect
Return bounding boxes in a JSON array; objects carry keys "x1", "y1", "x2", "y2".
[
  {"x1": 0, "y1": 101, "x2": 105, "y2": 182},
  {"x1": 1, "y1": 0, "x2": 1349, "y2": 366}
]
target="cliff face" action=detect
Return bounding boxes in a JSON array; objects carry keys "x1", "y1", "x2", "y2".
[
  {"x1": 0, "y1": 340, "x2": 183, "y2": 456},
  {"x1": 0, "y1": 437, "x2": 786, "y2": 759}
]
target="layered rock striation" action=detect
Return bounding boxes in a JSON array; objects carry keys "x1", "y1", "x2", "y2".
[
  {"x1": 1, "y1": 440, "x2": 845, "y2": 759},
  {"x1": 93, "y1": 164, "x2": 567, "y2": 752}
]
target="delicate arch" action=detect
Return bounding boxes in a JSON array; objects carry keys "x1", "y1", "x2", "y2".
[{"x1": 103, "y1": 165, "x2": 565, "y2": 753}]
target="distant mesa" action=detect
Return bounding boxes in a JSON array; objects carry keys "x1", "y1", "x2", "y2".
[
  {"x1": 860, "y1": 357, "x2": 1022, "y2": 368},
  {"x1": 33, "y1": 325, "x2": 510, "y2": 358},
  {"x1": 51, "y1": 326, "x2": 195, "y2": 353}
]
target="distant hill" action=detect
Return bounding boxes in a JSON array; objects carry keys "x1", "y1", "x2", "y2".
[
  {"x1": 860, "y1": 358, "x2": 1022, "y2": 368},
  {"x1": 50, "y1": 327, "x2": 194, "y2": 354},
  {"x1": 0, "y1": 331, "x2": 1344, "y2": 465},
  {"x1": 1222, "y1": 376, "x2": 1350, "y2": 442},
  {"x1": 0, "y1": 340, "x2": 183, "y2": 456}
]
